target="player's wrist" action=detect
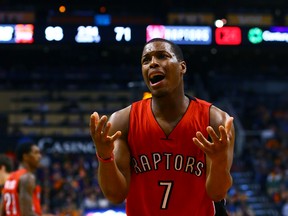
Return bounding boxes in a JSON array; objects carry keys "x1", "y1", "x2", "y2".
[{"x1": 96, "y1": 152, "x2": 114, "y2": 163}]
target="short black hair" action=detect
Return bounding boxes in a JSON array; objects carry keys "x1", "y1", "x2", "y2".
[
  {"x1": 16, "y1": 140, "x2": 36, "y2": 162},
  {"x1": 144, "y1": 38, "x2": 184, "y2": 61},
  {"x1": 0, "y1": 154, "x2": 13, "y2": 172}
]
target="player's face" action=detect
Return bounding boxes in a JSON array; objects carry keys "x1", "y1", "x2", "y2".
[
  {"x1": 141, "y1": 41, "x2": 186, "y2": 97},
  {"x1": 27, "y1": 145, "x2": 42, "y2": 169}
]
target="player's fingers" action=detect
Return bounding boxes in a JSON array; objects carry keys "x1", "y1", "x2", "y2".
[
  {"x1": 110, "y1": 131, "x2": 122, "y2": 142},
  {"x1": 102, "y1": 121, "x2": 111, "y2": 138},
  {"x1": 90, "y1": 112, "x2": 99, "y2": 135},
  {"x1": 195, "y1": 131, "x2": 210, "y2": 145},
  {"x1": 192, "y1": 137, "x2": 206, "y2": 152},
  {"x1": 206, "y1": 126, "x2": 219, "y2": 143},
  {"x1": 221, "y1": 117, "x2": 234, "y2": 141},
  {"x1": 96, "y1": 115, "x2": 108, "y2": 134},
  {"x1": 100, "y1": 121, "x2": 121, "y2": 143},
  {"x1": 225, "y1": 117, "x2": 234, "y2": 134},
  {"x1": 219, "y1": 125, "x2": 227, "y2": 143}
]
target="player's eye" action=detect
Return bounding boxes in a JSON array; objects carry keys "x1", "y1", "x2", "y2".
[{"x1": 142, "y1": 57, "x2": 151, "y2": 64}]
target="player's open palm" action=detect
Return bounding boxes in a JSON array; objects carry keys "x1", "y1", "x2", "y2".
[
  {"x1": 90, "y1": 112, "x2": 122, "y2": 159},
  {"x1": 193, "y1": 117, "x2": 234, "y2": 163}
]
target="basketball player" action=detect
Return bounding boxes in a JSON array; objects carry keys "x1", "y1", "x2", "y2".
[
  {"x1": 0, "y1": 154, "x2": 13, "y2": 208},
  {"x1": 1, "y1": 141, "x2": 53, "y2": 216},
  {"x1": 0, "y1": 154, "x2": 13, "y2": 187},
  {"x1": 90, "y1": 38, "x2": 235, "y2": 215}
]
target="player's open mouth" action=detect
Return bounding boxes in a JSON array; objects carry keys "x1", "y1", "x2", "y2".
[{"x1": 149, "y1": 74, "x2": 165, "y2": 85}]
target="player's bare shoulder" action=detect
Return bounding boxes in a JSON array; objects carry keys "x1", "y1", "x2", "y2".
[
  {"x1": 19, "y1": 172, "x2": 36, "y2": 190},
  {"x1": 210, "y1": 105, "x2": 231, "y2": 129},
  {"x1": 108, "y1": 105, "x2": 131, "y2": 137}
]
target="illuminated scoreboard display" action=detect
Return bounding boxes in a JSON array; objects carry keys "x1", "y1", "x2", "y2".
[
  {"x1": 0, "y1": 24, "x2": 35, "y2": 43},
  {"x1": 35, "y1": 25, "x2": 146, "y2": 44},
  {"x1": 0, "y1": 24, "x2": 213, "y2": 45},
  {"x1": 1, "y1": 24, "x2": 288, "y2": 47},
  {"x1": 0, "y1": 24, "x2": 146, "y2": 44}
]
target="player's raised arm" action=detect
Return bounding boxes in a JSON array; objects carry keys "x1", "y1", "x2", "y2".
[
  {"x1": 90, "y1": 108, "x2": 131, "y2": 204},
  {"x1": 193, "y1": 106, "x2": 235, "y2": 201}
]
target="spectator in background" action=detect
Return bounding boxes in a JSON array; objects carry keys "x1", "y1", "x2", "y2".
[
  {"x1": 82, "y1": 192, "x2": 98, "y2": 210},
  {"x1": 36, "y1": 100, "x2": 49, "y2": 113},
  {"x1": 90, "y1": 38, "x2": 235, "y2": 215},
  {"x1": 22, "y1": 113, "x2": 35, "y2": 126},
  {"x1": 282, "y1": 198, "x2": 288, "y2": 216},
  {"x1": 226, "y1": 185, "x2": 255, "y2": 216}
]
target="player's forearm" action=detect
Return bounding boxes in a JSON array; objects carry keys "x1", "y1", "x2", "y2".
[
  {"x1": 19, "y1": 195, "x2": 37, "y2": 216},
  {"x1": 98, "y1": 162, "x2": 129, "y2": 204},
  {"x1": 206, "y1": 160, "x2": 233, "y2": 201},
  {"x1": 20, "y1": 207, "x2": 38, "y2": 216}
]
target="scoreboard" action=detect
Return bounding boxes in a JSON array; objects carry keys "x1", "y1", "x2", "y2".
[{"x1": 1, "y1": 24, "x2": 288, "y2": 47}]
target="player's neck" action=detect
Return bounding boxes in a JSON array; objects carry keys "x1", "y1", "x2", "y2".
[
  {"x1": 152, "y1": 94, "x2": 189, "y2": 120},
  {"x1": 19, "y1": 163, "x2": 35, "y2": 173}
]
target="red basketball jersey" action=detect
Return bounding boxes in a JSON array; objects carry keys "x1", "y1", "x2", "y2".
[
  {"x1": 2, "y1": 169, "x2": 42, "y2": 216},
  {"x1": 127, "y1": 97, "x2": 215, "y2": 216}
]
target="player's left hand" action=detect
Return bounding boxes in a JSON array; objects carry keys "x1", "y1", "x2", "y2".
[{"x1": 192, "y1": 117, "x2": 234, "y2": 163}]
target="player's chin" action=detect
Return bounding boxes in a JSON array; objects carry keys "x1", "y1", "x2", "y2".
[{"x1": 152, "y1": 90, "x2": 169, "y2": 98}]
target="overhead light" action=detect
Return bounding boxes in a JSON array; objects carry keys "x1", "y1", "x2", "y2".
[{"x1": 215, "y1": 19, "x2": 227, "y2": 28}]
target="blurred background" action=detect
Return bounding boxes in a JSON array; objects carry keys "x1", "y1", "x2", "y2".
[{"x1": 0, "y1": 0, "x2": 288, "y2": 215}]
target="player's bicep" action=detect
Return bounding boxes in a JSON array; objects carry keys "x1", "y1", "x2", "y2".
[
  {"x1": 114, "y1": 138, "x2": 131, "y2": 184},
  {"x1": 109, "y1": 106, "x2": 131, "y2": 185}
]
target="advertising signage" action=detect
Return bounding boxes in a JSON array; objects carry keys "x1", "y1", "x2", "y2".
[
  {"x1": 1, "y1": 24, "x2": 288, "y2": 47},
  {"x1": 215, "y1": 26, "x2": 242, "y2": 45},
  {"x1": 146, "y1": 25, "x2": 212, "y2": 45}
]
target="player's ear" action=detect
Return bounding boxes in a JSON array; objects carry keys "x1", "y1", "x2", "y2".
[
  {"x1": 23, "y1": 153, "x2": 29, "y2": 161},
  {"x1": 180, "y1": 61, "x2": 187, "y2": 75}
]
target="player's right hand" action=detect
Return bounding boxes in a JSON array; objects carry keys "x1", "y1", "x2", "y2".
[{"x1": 90, "y1": 112, "x2": 122, "y2": 159}]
